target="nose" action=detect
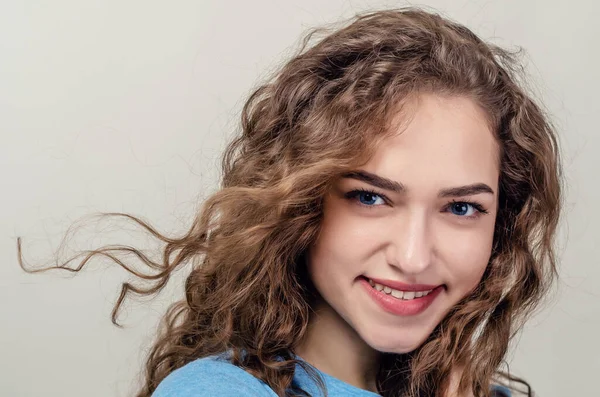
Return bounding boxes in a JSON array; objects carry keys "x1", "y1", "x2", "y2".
[{"x1": 387, "y1": 209, "x2": 433, "y2": 275}]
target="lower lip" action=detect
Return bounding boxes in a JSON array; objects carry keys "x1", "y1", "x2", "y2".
[{"x1": 359, "y1": 278, "x2": 443, "y2": 316}]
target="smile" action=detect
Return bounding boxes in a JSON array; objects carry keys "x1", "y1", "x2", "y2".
[
  {"x1": 360, "y1": 277, "x2": 443, "y2": 316},
  {"x1": 367, "y1": 279, "x2": 434, "y2": 300}
]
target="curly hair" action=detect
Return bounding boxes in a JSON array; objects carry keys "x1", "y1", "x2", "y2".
[{"x1": 19, "y1": 7, "x2": 562, "y2": 397}]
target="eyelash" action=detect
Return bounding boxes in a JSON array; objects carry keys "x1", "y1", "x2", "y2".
[{"x1": 344, "y1": 188, "x2": 489, "y2": 218}]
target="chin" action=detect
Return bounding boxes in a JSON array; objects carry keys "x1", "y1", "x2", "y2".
[
  {"x1": 359, "y1": 323, "x2": 435, "y2": 354},
  {"x1": 368, "y1": 338, "x2": 425, "y2": 355}
]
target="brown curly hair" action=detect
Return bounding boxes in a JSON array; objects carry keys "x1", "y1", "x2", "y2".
[{"x1": 19, "y1": 7, "x2": 562, "y2": 397}]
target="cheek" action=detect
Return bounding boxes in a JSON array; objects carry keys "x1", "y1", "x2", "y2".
[
  {"x1": 309, "y1": 234, "x2": 363, "y2": 280},
  {"x1": 440, "y1": 227, "x2": 494, "y2": 290},
  {"x1": 309, "y1": 203, "x2": 372, "y2": 275},
  {"x1": 307, "y1": 218, "x2": 353, "y2": 292},
  {"x1": 307, "y1": 203, "x2": 380, "y2": 297}
]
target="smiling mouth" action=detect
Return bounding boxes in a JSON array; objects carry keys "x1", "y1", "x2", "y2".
[
  {"x1": 362, "y1": 276, "x2": 443, "y2": 301},
  {"x1": 360, "y1": 276, "x2": 443, "y2": 316},
  {"x1": 367, "y1": 279, "x2": 433, "y2": 300}
]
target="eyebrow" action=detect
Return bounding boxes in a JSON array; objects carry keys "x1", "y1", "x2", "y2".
[
  {"x1": 341, "y1": 170, "x2": 405, "y2": 192},
  {"x1": 341, "y1": 170, "x2": 495, "y2": 197},
  {"x1": 438, "y1": 184, "x2": 495, "y2": 197}
]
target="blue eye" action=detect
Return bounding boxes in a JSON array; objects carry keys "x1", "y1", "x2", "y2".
[
  {"x1": 345, "y1": 189, "x2": 386, "y2": 206},
  {"x1": 449, "y1": 202, "x2": 478, "y2": 216},
  {"x1": 359, "y1": 192, "x2": 384, "y2": 206}
]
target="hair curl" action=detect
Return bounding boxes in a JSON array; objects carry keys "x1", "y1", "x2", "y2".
[{"x1": 19, "y1": 7, "x2": 562, "y2": 397}]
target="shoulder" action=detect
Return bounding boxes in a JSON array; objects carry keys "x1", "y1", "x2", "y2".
[
  {"x1": 491, "y1": 384, "x2": 512, "y2": 397},
  {"x1": 152, "y1": 355, "x2": 276, "y2": 397}
]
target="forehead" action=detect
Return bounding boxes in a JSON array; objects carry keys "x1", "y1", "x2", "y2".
[{"x1": 363, "y1": 94, "x2": 499, "y2": 192}]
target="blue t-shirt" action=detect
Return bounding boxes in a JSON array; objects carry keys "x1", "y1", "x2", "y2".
[{"x1": 152, "y1": 354, "x2": 512, "y2": 396}]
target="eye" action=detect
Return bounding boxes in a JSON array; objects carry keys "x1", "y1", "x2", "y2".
[
  {"x1": 345, "y1": 189, "x2": 387, "y2": 207},
  {"x1": 449, "y1": 202, "x2": 475, "y2": 216},
  {"x1": 446, "y1": 201, "x2": 488, "y2": 218}
]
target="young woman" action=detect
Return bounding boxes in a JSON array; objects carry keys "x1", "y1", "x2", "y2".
[{"x1": 21, "y1": 7, "x2": 561, "y2": 397}]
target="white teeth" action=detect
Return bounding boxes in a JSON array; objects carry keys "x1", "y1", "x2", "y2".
[{"x1": 368, "y1": 279, "x2": 434, "y2": 300}]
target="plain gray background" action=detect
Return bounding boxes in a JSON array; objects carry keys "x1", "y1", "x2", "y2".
[{"x1": 1, "y1": 1, "x2": 598, "y2": 396}]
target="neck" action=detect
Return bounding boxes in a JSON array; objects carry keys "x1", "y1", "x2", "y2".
[{"x1": 295, "y1": 299, "x2": 380, "y2": 392}]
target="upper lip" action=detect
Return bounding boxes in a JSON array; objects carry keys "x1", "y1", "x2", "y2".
[{"x1": 366, "y1": 276, "x2": 442, "y2": 292}]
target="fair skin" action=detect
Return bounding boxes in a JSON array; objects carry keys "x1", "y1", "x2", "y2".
[{"x1": 295, "y1": 93, "x2": 500, "y2": 395}]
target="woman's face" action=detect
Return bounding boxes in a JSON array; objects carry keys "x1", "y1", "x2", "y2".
[{"x1": 307, "y1": 94, "x2": 500, "y2": 354}]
